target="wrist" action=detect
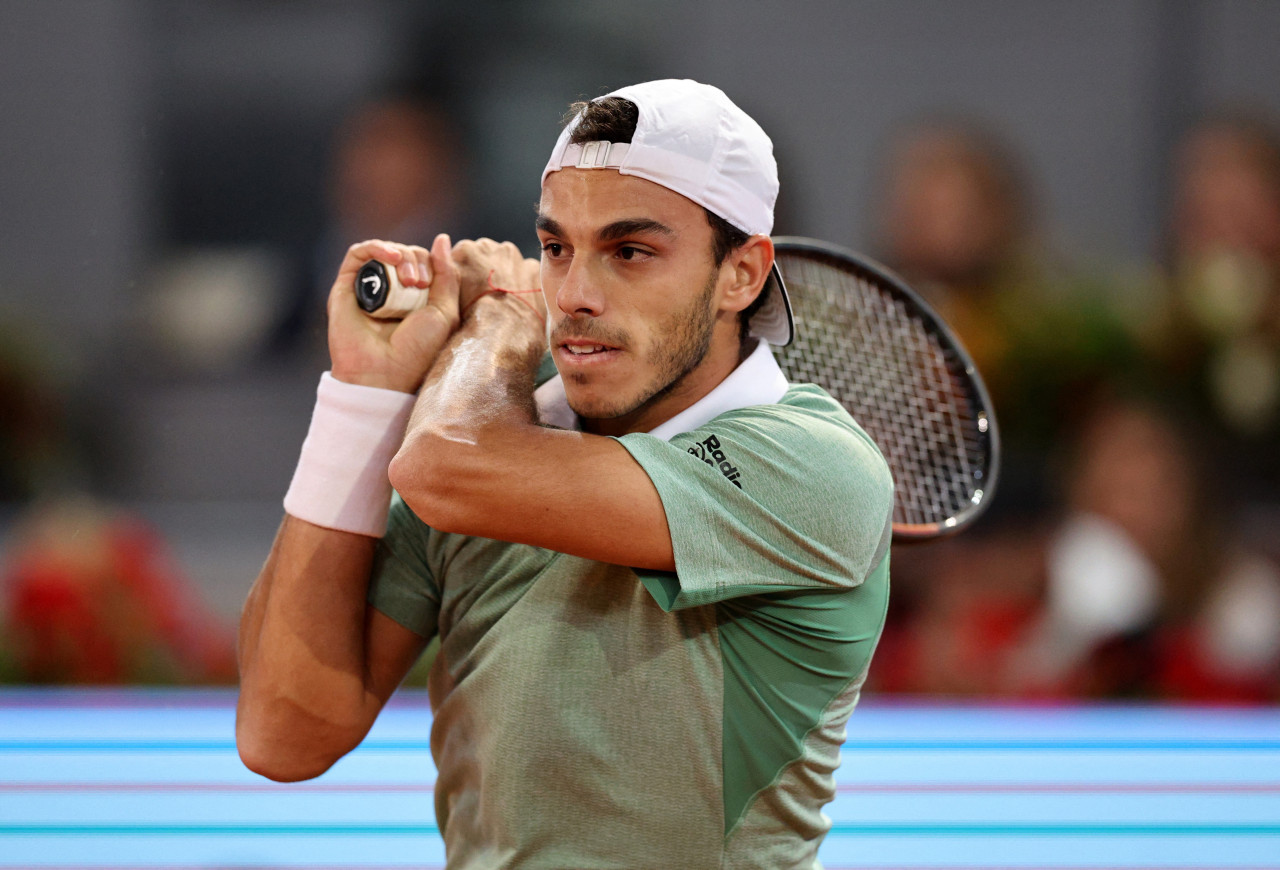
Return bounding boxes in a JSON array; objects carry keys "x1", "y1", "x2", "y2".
[
  {"x1": 329, "y1": 367, "x2": 418, "y2": 394},
  {"x1": 283, "y1": 372, "x2": 416, "y2": 537},
  {"x1": 466, "y1": 287, "x2": 547, "y2": 330}
]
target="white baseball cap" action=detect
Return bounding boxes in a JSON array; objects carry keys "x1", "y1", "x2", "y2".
[{"x1": 542, "y1": 79, "x2": 794, "y2": 346}]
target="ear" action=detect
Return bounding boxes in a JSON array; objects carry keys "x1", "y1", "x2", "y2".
[{"x1": 717, "y1": 235, "x2": 774, "y2": 315}]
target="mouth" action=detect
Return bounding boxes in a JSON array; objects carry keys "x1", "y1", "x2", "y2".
[{"x1": 556, "y1": 338, "x2": 623, "y2": 365}]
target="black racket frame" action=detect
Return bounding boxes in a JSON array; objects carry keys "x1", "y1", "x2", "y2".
[{"x1": 771, "y1": 236, "x2": 1001, "y2": 540}]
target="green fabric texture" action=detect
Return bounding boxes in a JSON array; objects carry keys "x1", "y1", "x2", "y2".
[
  {"x1": 367, "y1": 382, "x2": 894, "y2": 864},
  {"x1": 623, "y1": 385, "x2": 893, "y2": 613},
  {"x1": 719, "y1": 554, "x2": 890, "y2": 835},
  {"x1": 533, "y1": 351, "x2": 558, "y2": 389},
  {"x1": 368, "y1": 492, "x2": 440, "y2": 638},
  {"x1": 621, "y1": 384, "x2": 894, "y2": 840}
]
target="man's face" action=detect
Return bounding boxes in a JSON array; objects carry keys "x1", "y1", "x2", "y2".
[{"x1": 537, "y1": 168, "x2": 731, "y2": 435}]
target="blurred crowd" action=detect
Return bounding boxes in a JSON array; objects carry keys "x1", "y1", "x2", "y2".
[
  {"x1": 1, "y1": 95, "x2": 1277, "y2": 700},
  {"x1": 869, "y1": 113, "x2": 1280, "y2": 702}
]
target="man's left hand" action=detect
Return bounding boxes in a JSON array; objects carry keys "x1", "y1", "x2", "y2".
[{"x1": 452, "y1": 238, "x2": 545, "y2": 323}]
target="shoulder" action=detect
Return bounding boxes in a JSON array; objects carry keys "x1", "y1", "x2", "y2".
[
  {"x1": 682, "y1": 384, "x2": 893, "y2": 497},
  {"x1": 622, "y1": 385, "x2": 894, "y2": 607},
  {"x1": 620, "y1": 385, "x2": 893, "y2": 566},
  {"x1": 726, "y1": 383, "x2": 883, "y2": 447}
]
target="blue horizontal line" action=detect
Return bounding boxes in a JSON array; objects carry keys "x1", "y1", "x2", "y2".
[
  {"x1": 827, "y1": 823, "x2": 1280, "y2": 835},
  {"x1": 4, "y1": 741, "x2": 1279, "y2": 752},
  {"x1": 845, "y1": 741, "x2": 1280, "y2": 750},
  {"x1": 0, "y1": 742, "x2": 235, "y2": 751},
  {"x1": 2, "y1": 823, "x2": 1277, "y2": 837},
  {"x1": 0, "y1": 824, "x2": 439, "y2": 835},
  {"x1": 0, "y1": 742, "x2": 429, "y2": 751}
]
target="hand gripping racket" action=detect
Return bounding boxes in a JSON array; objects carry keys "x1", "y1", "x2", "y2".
[
  {"x1": 354, "y1": 257, "x2": 543, "y2": 321},
  {"x1": 770, "y1": 237, "x2": 1000, "y2": 540},
  {"x1": 354, "y1": 260, "x2": 429, "y2": 319}
]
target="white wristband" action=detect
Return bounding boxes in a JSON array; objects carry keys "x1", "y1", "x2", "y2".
[{"x1": 283, "y1": 372, "x2": 416, "y2": 537}]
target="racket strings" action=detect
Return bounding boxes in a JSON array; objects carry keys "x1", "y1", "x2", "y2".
[{"x1": 772, "y1": 255, "x2": 991, "y2": 530}]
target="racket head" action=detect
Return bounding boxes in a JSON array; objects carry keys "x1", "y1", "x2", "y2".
[{"x1": 770, "y1": 237, "x2": 1000, "y2": 540}]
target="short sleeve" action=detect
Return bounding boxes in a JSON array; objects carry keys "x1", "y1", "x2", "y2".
[
  {"x1": 616, "y1": 387, "x2": 894, "y2": 612},
  {"x1": 367, "y1": 492, "x2": 442, "y2": 638}
]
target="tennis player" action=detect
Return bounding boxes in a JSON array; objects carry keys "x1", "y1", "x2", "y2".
[{"x1": 237, "y1": 79, "x2": 893, "y2": 868}]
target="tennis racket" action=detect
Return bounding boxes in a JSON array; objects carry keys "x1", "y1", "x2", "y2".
[{"x1": 771, "y1": 237, "x2": 999, "y2": 540}]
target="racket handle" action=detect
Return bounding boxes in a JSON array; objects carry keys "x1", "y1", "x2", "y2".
[{"x1": 355, "y1": 260, "x2": 430, "y2": 319}]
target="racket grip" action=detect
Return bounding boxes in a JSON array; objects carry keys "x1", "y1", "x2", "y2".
[{"x1": 355, "y1": 260, "x2": 430, "y2": 319}]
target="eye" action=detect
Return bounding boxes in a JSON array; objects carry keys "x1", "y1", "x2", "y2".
[
  {"x1": 541, "y1": 242, "x2": 564, "y2": 258},
  {"x1": 616, "y1": 246, "x2": 651, "y2": 262}
]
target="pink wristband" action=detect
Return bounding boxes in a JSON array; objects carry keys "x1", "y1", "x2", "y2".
[{"x1": 283, "y1": 372, "x2": 416, "y2": 537}]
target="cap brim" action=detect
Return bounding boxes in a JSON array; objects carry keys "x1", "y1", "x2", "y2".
[{"x1": 748, "y1": 260, "x2": 794, "y2": 346}]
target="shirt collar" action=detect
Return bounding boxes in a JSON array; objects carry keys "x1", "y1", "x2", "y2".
[{"x1": 533, "y1": 340, "x2": 789, "y2": 443}]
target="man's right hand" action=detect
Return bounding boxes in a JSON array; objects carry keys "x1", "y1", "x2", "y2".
[{"x1": 326, "y1": 235, "x2": 461, "y2": 393}]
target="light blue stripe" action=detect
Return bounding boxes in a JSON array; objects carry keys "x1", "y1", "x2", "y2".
[
  {"x1": 826, "y1": 823, "x2": 1280, "y2": 835},
  {"x1": 3, "y1": 792, "x2": 432, "y2": 825},
  {"x1": 5, "y1": 690, "x2": 1280, "y2": 870},
  {"x1": 844, "y1": 741, "x2": 1280, "y2": 750},
  {"x1": 0, "y1": 824, "x2": 439, "y2": 835},
  {"x1": 6, "y1": 740, "x2": 1279, "y2": 751},
  {"x1": 819, "y1": 833, "x2": 1280, "y2": 867},
  {"x1": 0, "y1": 742, "x2": 429, "y2": 751},
  {"x1": 826, "y1": 790, "x2": 1280, "y2": 824},
  {"x1": 5, "y1": 823, "x2": 1275, "y2": 835}
]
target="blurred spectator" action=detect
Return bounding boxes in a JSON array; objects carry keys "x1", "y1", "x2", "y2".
[
  {"x1": 273, "y1": 94, "x2": 470, "y2": 359},
  {"x1": 0, "y1": 497, "x2": 235, "y2": 684},
  {"x1": 1152, "y1": 113, "x2": 1280, "y2": 502},
  {"x1": 866, "y1": 119, "x2": 1143, "y2": 698},
  {"x1": 869, "y1": 528, "x2": 1046, "y2": 697},
  {"x1": 878, "y1": 119, "x2": 1031, "y2": 298},
  {"x1": 867, "y1": 119, "x2": 1279, "y2": 702},
  {"x1": 872, "y1": 401, "x2": 1280, "y2": 701},
  {"x1": 136, "y1": 95, "x2": 471, "y2": 376},
  {"x1": 1020, "y1": 401, "x2": 1280, "y2": 702},
  {"x1": 872, "y1": 120, "x2": 1138, "y2": 513}
]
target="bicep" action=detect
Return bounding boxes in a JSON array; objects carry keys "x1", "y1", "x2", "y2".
[{"x1": 393, "y1": 427, "x2": 675, "y2": 571}]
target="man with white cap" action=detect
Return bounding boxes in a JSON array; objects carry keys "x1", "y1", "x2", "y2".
[{"x1": 237, "y1": 79, "x2": 893, "y2": 867}]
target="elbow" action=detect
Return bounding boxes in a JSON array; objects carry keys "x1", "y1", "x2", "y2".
[
  {"x1": 235, "y1": 698, "x2": 355, "y2": 783},
  {"x1": 237, "y1": 737, "x2": 331, "y2": 783},
  {"x1": 386, "y1": 433, "x2": 427, "y2": 505},
  {"x1": 388, "y1": 428, "x2": 473, "y2": 534}
]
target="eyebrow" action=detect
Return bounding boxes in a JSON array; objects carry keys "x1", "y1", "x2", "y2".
[
  {"x1": 535, "y1": 214, "x2": 564, "y2": 236},
  {"x1": 535, "y1": 214, "x2": 675, "y2": 243},
  {"x1": 597, "y1": 218, "x2": 675, "y2": 242}
]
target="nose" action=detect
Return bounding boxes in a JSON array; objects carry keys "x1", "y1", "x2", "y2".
[{"x1": 554, "y1": 256, "x2": 605, "y2": 319}]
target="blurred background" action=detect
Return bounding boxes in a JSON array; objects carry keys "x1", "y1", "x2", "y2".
[{"x1": 1, "y1": 0, "x2": 1277, "y2": 700}]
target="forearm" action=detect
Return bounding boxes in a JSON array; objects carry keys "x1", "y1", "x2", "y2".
[
  {"x1": 388, "y1": 284, "x2": 676, "y2": 569},
  {"x1": 416, "y1": 292, "x2": 546, "y2": 433},
  {"x1": 236, "y1": 516, "x2": 384, "y2": 780},
  {"x1": 236, "y1": 236, "x2": 459, "y2": 780},
  {"x1": 237, "y1": 374, "x2": 420, "y2": 780},
  {"x1": 389, "y1": 293, "x2": 547, "y2": 524}
]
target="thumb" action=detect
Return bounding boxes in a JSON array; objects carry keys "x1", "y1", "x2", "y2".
[
  {"x1": 392, "y1": 234, "x2": 459, "y2": 367},
  {"x1": 425, "y1": 233, "x2": 460, "y2": 327}
]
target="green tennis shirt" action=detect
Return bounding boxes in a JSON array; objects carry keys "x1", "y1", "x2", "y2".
[{"x1": 368, "y1": 380, "x2": 893, "y2": 869}]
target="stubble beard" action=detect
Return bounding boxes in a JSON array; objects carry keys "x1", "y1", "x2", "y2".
[{"x1": 562, "y1": 270, "x2": 718, "y2": 422}]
